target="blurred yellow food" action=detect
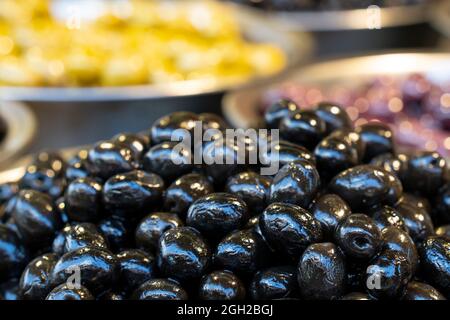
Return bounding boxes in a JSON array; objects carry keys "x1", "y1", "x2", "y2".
[{"x1": 0, "y1": 0, "x2": 286, "y2": 87}]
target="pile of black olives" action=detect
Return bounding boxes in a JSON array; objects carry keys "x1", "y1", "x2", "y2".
[{"x1": 0, "y1": 104, "x2": 449, "y2": 301}]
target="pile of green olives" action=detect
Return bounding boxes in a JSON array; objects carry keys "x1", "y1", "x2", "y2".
[{"x1": 0, "y1": 104, "x2": 448, "y2": 301}]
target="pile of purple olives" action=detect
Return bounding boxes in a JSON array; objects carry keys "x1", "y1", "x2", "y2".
[{"x1": 0, "y1": 104, "x2": 449, "y2": 301}]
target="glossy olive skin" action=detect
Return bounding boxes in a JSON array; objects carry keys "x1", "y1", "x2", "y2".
[
  {"x1": 112, "y1": 132, "x2": 150, "y2": 159},
  {"x1": 435, "y1": 183, "x2": 450, "y2": 224},
  {"x1": 214, "y1": 228, "x2": 270, "y2": 274},
  {"x1": 370, "y1": 153, "x2": 409, "y2": 182},
  {"x1": 198, "y1": 113, "x2": 228, "y2": 131},
  {"x1": 87, "y1": 141, "x2": 139, "y2": 180},
  {"x1": 395, "y1": 202, "x2": 434, "y2": 242},
  {"x1": 264, "y1": 99, "x2": 298, "y2": 129},
  {"x1": 142, "y1": 142, "x2": 193, "y2": 182},
  {"x1": 31, "y1": 151, "x2": 66, "y2": 175},
  {"x1": 250, "y1": 266, "x2": 297, "y2": 300},
  {"x1": 135, "y1": 212, "x2": 183, "y2": 252},
  {"x1": 371, "y1": 206, "x2": 407, "y2": 232},
  {"x1": 403, "y1": 281, "x2": 446, "y2": 300},
  {"x1": 329, "y1": 165, "x2": 403, "y2": 212},
  {"x1": 65, "y1": 177, "x2": 103, "y2": 222},
  {"x1": 356, "y1": 123, "x2": 394, "y2": 162},
  {"x1": 311, "y1": 194, "x2": 351, "y2": 239},
  {"x1": 260, "y1": 203, "x2": 322, "y2": 260},
  {"x1": 261, "y1": 142, "x2": 316, "y2": 172},
  {"x1": 187, "y1": 193, "x2": 249, "y2": 240},
  {"x1": 164, "y1": 173, "x2": 214, "y2": 216},
  {"x1": 46, "y1": 284, "x2": 94, "y2": 300},
  {"x1": 98, "y1": 217, "x2": 131, "y2": 253},
  {"x1": 329, "y1": 129, "x2": 366, "y2": 162},
  {"x1": 132, "y1": 279, "x2": 188, "y2": 300},
  {"x1": 400, "y1": 193, "x2": 431, "y2": 214},
  {"x1": 280, "y1": 110, "x2": 326, "y2": 150},
  {"x1": 19, "y1": 253, "x2": 58, "y2": 300},
  {"x1": 297, "y1": 243, "x2": 346, "y2": 300},
  {"x1": 269, "y1": 160, "x2": 320, "y2": 209},
  {"x1": 103, "y1": 170, "x2": 165, "y2": 218},
  {"x1": 340, "y1": 292, "x2": 372, "y2": 300},
  {"x1": 99, "y1": 291, "x2": 125, "y2": 300},
  {"x1": 0, "y1": 183, "x2": 18, "y2": 205},
  {"x1": 12, "y1": 190, "x2": 62, "y2": 247},
  {"x1": 315, "y1": 102, "x2": 352, "y2": 135},
  {"x1": 365, "y1": 250, "x2": 410, "y2": 300},
  {"x1": 335, "y1": 214, "x2": 382, "y2": 261},
  {"x1": 51, "y1": 247, "x2": 117, "y2": 295},
  {"x1": 19, "y1": 166, "x2": 66, "y2": 199},
  {"x1": 116, "y1": 249, "x2": 155, "y2": 293},
  {"x1": 65, "y1": 151, "x2": 89, "y2": 182},
  {"x1": 52, "y1": 223, "x2": 108, "y2": 255},
  {"x1": 419, "y1": 236, "x2": 450, "y2": 297},
  {"x1": 381, "y1": 226, "x2": 418, "y2": 275},
  {"x1": 151, "y1": 111, "x2": 198, "y2": 145},
  {"x1": 403, "y1": 152, "x2": 447, "y2": 196},
  {"x1": 157, "y1": 227, "x2": 210, "y2": 281},
  {"x1": 436, "y1": 225, "x2": 450, "y2": 238},
  {"x1": 199, "y1": 270, "x2": 246, "y2": 300},
  {"x1": 0, "y1": 224, "x2": 28, "y2": 281}
]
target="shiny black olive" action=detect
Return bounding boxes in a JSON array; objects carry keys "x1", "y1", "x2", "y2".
[
  {"x1": 52, "y1": 223, "x2": 108, "y2": 255},
  {"x1": 269, "y1": 160, "x2": 320, "y2": 209},
  {"x1": 50, "y1": 247, "x2": 117, "y2": 295},
  {"x1": 260, "y1": 141, "x2": 316, "y2": 173},
  {"x1": 402, "y1": 281, "x2": 446, "y2": 300},
  {"x1": 395, "y1": 202, "x2": 434, "y2": 243},
  {"x1": 87, "y1": 140, "x2": 139, "y2": 180},
  {"x1": 340, "y1": 292, "x2": 372, "y2": 300},
  {"x1": 135, "y1": 212, "x2": 183, "y2": 252},
  {"x1": 297, "y1": 242, "x2": 346, "y2": 300},
  {"x1": 335, "y1": 214, "x2": 381, "y2": 261},
  {"x1": 12, "y1": 190, "x2": 62, "y2": 247},
  {"x1": 19, "y1": 253, "x2": 58, "y2": 300},
  {"x1": 250, "y1": 266, "x2": 297, "y2": 300},
  {"x1": 98, "y1": 291, "x2": 125, "y2": 300},
  {"x1": 65, "y1": 177, "x2": 103, "y2": 222},
  {"x1": 157, "y1": 227, "x2": 210, "y2": 281},
  {"x1": 65, "y1": 150, "x2": 89, "y2": 182},
  {"x1": 260, "y1": 202, "x2": 323, "y2": 259},
  {"x1": 381, "y1": 226, "x2": 418, "y2": 275},
  {"x1": 46, "y1": 284, "x2": 94, "y2": 300},
  {"x1": 365, "y1": 250, "x2": 410, "y2": 300},
  {"x1": 225, "y1": 172, "x2": 271, "y2": 215},
  {"x1": 419, "y1": 236, "x2": 450, "y2": 297},
  {"x1": 0, "y1": 224, "x2": 28, "y2": 281},
  {"x1": 20, "y1": 165, "x2": 66, "y2": 199},
  {"x1": 187, "y1": 193, "x2": 249, "y2": 240},
  {"x1": 264, "y1": 99, "x2": 298, "y2": 129},
  {"x1": 400, "y1": 193, "x2": 432, "y2": 215},
  {"x1": 103, "y1": 170, "x2": 164, "y2": 218},
  {"x1": 371, "y1": 206, "x2": 407, "y2": 232},
  {"x1": 112, "y1": 132, "x2": 150, "y2": 159},
  {"x1": 0, "y1": 183, "x2": 18, "y2": 205},
  {"x1": 370, "y1": 153, "x2": 409, "y2": 181},
  {"x1": 280, "y1": 110, "x2": 326, "y2": 150},
  {"x1": 142, "y1": 141, "x2": 193, "y2": 182},
  {"x1": 214, "y1": 228, "x2": 270, "y2": 274},
  {"x1": 198, "y1": 113, "x2": 228, "y2": 131},
  {"x1": 435, "y1": 183, "x2": 450, "y2": 224},
  {"x1": 151, "y1": 111, "x2": 199, "y2": 145},
  {"x1": 132, "y1": 279, "x2": 188, "y2": 300},
  {"x1": 436, "y1": 225, "x2": 450, "y2": 238},
  {"x1": 98, "y1": 217, "x2": 131, "y2": 253},
  {"x1": 0, "y1": 279, "x2": 20, "y2": 300},
  {"x1": 311, "y1": 194, "x2": 351, "y2": 239},
  {"x1": 55, "y1": 197, "x2": 69, "y2": 225},
  {"x1": 32, "y1": 151, "x2": 65, "y2": 175},
  {"x1": 164, "y1": 173, "x2": 214, "y2": 216},
  {"x1": 116, "y1": 249, "x2": 155, "y2": 293},
  {"x1": 356, "y1": 122, "x2": 394, "y2": 162},
  {"x1": 329, "y1": 129, "x2": 366, "y2": 162},
  {"x1": 199, "y1": 270, "x2": 246, "y2": 300},
  {"x1": 329, "y1": 165, "x2": 402, "y2": 212},
  {"x1": 314, "y1": 102, "x2": 352, "y2": 135}
]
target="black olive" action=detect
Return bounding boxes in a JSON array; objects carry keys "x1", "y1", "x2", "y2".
[
  {"x1": 335, "y1": 214, "x2": 381, "y2": 261},
  {"x1": 260, "y1": 141, "x2": 316, "y2": 173},
  {"x1": 370, "y1": 153, "x2": 409, "y2": 181},
  {"x1": 20, "y1": 166, "x2": 66, "y2": 199},
  {"x1": 0, "y1": 224, "x2": 28, "y2": 281},
  {"x1": 164, "y1": 173, "x2": 214, "y2": 217},
  {"x1": 98, "y1": 217, "x2": 131, "y2": 253},
  {"x1": 419, "y1": 236, "x2": 450, "y2": 297},
  {"x1": 19, "y1": 253, "x2": 58, "y2": 300},
  {"x1": 356, "y1": 122, "x2": 394, "y2": 162},
  {"x1": 46, "y1": 284, "x2": 94, "y2": 300},
  {"x1": 381, "y1": 226, "x2": 418, "y2": 275},
  {"x1": 65, "y1": 150, "x2": 89, "y2": 182},
  {"x1": 214, "y1": 228, "x2": 270, "y2": 274},
  {"x1": 250, "y1": 266, "x2": 297, "y2": 300},
  {"x1": 186, "y1": 193, "x2": 249, "y2": 240},
  {"x1": 311, "y1": 194, "x2": 351, "y2": 239},
  {"x1": 151, "y1": 111, "x2": 199, "y2": 145},
  {"x1": 112, "y1": 132, "x2": 150, "y2": 159},
  {"x1": 103, "y1": 170, "x2": 164, "y2": 218},
  {"x1": 329, "y1": 165, "x2": 402, "y2": 212},
  {"x1": 55, "y1": 197, "x2": 70, "y2": 225},
  {"x1": 135, "y1": 212, "x2": 183, "y2": 252},
  {"x1": 280, "y1": 110, "x2": 326, "y2": 150},
  {"x1": 50, "y1": 247, "x2": 117, "y2": 295},
  {"x1": 52, "y1": 223, "x2": 108, "y2": 255},
  {"x1": 65, "y1": 177, "x2": 103, "y2": 222},
  {"x1": 400, "y1": 193, "x2": 431, "y2": 214},
  {"x1": 142, "y1": 141, "x2": 193, "y2": 182},
  {"x1": 98, "y1": 291, "x2": 125, "y2": 300},
  {"x1": 435, "y1": 183, "x2": 450, "y2": 224},
  {"x1": 329, "y1": 129, "x2": 366, "y2": 162},
  {"x1": 371, "y1": 206, "x2": 407, "y2": 232},
  {"x1": 297, "y1": 242, "x2": 346, "y2": 300},
  {"x1": 259, "y1": 203, "x2": 322, "y2": 259},
  {"x1": 198, "y1": 113, "x2": 228, "y2": 131},
  {"x1": 340, "y1": 292, "x2": 372, "y2": 300},
  {"x1": 436, "y1": 225, "x2": 450, "y2": 238},
  {"x1": 12, "y1": 190, "x2": 62, "y2": 247},
  {"x1": 116, "y1": 249, "x2": 155, "y2": 293},
  {"x1": 31, "y1": 151, "x2": 65, "y2": 175},
  {"x1": 402, "y1": 281, "x2": 446, "y2": 300},
  {"x1": 269, "y1": 160, "x2": 320, "y2": 209},
  {"x1": 264, "y1": 99, "x2": 298, "y2": 129},
  {"x1": 314, "y1": 102, "x2": 352, "y2": 135},
  {"x1": 395, "y1": 202, "x2": 434, "y2": 243},
  {"x1": 157, "y1": 227, "x2": 210, "y2": 281},
  {"x1": 199, "y1": 270, "x2": 246, "y2": 300},
  {"x1": 132, "y1": 279, "x2": 188, "y2": 300},
  {"x1": 0, "y1": 183, "x2": 18, "y2": 205},
  {"x1": 365, "y1": 250, "x2": 410, "y2": 300}
]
